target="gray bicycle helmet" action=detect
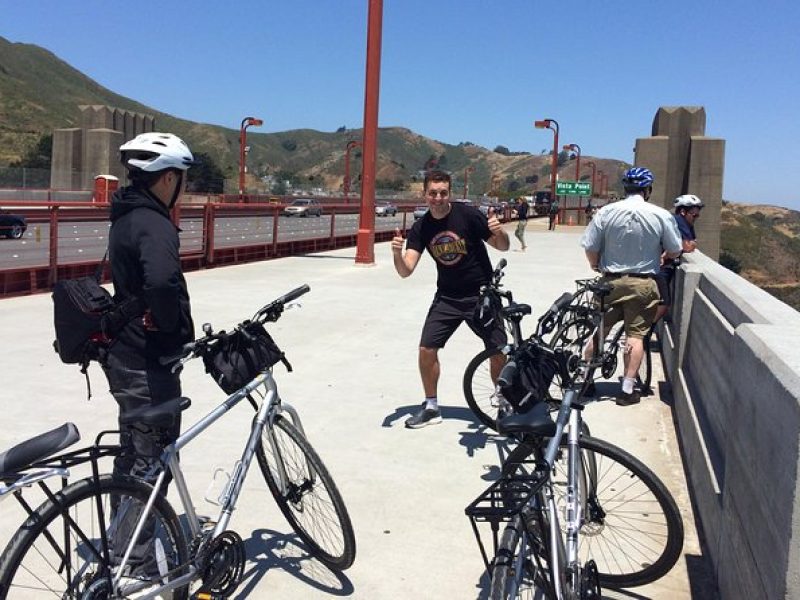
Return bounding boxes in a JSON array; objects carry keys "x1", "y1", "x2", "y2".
[{"x1": 673, "y1": 194, "x2": 704, "y2": 209}]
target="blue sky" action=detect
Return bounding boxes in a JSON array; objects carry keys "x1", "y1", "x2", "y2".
[{"x1": 2, "y1": 0, "x2": 799, "y2": 209}]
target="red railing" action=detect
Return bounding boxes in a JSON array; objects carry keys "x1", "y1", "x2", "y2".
[{"x1": 0, "y1": 200, "x2": 414, "y2": 298}]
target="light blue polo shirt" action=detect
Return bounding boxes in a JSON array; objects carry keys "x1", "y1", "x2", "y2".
[{"x1": 580, "y1": 194, "x2": 682, "y2": 275}]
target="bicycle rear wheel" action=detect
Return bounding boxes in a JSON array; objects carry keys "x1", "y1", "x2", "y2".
[
  {"x1": 489, "y1": 514, "x2": 553, "y2": 599},
  {"x1": 552, "y1": 436, "x2": 684, "y2": 587},
  {"x1": 0, "y1": 474, "x2": 188, "y2": 599},
  {"x1": 256, "y1": 415, "x2": 356, "y2": 571},
  {"x1": 463, "y1": 346, "x2": 507, "y2": 430}
]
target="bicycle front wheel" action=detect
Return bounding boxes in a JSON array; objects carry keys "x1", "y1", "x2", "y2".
[
  {"x1": 256, "y1": 415, "x2": 356, "y2": 571},
  {"x1": 463, "y1": 346, "x2": 508, "y2": 430},
  {"x1": 552, "y1": 436, "x2": 684, "y2": 587},
  {"x1": 0, "y1": 474, "x2": 188, "y2": 599}
]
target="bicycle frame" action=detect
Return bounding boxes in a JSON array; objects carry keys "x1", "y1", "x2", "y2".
[{"x1": 111, "y1": 368, "x2": 304, "y2": 597}]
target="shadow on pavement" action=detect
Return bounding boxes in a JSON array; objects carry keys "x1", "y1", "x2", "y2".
[{"x1": 233, "y1": 527, "x2": 354, "y2": 597}]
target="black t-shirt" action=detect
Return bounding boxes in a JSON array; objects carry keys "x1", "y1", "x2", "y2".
[
  {"x1": 406, "y1": 202, "x2": 493, "y2": 296},
  {"x1": 517, "y1": 202, "x2": 528, "y2": 219}
]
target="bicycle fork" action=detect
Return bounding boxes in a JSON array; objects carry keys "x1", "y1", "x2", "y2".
[{"x1": 565, "y1": 408, "x2": 583, "y2": 594}]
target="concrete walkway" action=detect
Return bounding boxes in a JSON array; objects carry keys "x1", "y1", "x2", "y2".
[{"x1": 0, "y1": 218, "x2": 713, "y2": 598}]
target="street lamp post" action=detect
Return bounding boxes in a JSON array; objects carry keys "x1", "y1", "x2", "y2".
[
  {"x1": 463, "y1": 166, "x2": 475, "y2": 199},
  {"x1": 239, "y1": 116, "x2": 263, "y2": 202},
  {"x1": 344, "y1": 140, "x2": 363, "y2": 198},
  {"x1": 597, "y1": 170, "x2": 605, "y2": 201},
  {"x1": 534, "y1": 118, "x2": 560, "y2": 202},
  {"x1": 563, "y1": 143, "x2": 581, "y2": 182},
  {"x1": 584, "y1": 161, "x2": 597, "y2": 199}
]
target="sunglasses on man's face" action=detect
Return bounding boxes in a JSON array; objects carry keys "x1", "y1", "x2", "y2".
[{"x1": 427, "y1": 190, "x2": 449, "y2": 198}]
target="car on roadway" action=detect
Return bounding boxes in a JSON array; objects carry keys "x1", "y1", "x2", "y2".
[
  {"x1": 413, "y1": 205, "x2": 428, "y2": 220},
  {"x1": 375, "y1": 202, "x2": 397, "y2": 217},
  {"x1": 478, "y1": 201, "x2": 505, "y2": 222},
  {"x1": 282, "y1": 198, "x2": 322, "y2": 217},
  {"x1": 0, "y1": 211, "x2": 27, "y2": 239}
]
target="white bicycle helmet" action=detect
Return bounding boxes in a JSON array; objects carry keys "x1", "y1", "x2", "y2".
[
  {"x1": 120, "y1": 133, "x2": 196, "y2": 172},
  {"x1": 674, "y1": 194, "x2": 704, "y2": 209}
]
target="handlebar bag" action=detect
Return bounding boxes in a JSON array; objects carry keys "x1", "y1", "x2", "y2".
[{"x1": 202, "y1": 322, "x2": 285, "y2": 394}]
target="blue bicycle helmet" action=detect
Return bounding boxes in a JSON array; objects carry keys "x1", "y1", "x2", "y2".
[{"x1": 622, "y1": 167, "x2": 654, "y2": 188}]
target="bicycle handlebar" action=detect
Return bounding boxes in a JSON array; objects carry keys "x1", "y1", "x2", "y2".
[
  {"x1": 160, "y1": 284, "x2": 311, "y2": 368},
  {"x1": 253, "y1": 284, "x2": 311, "y2": 322}
]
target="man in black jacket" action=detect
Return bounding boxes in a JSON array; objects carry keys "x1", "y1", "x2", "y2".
[{"x1": 104, "y1": 132, "x2": 196, "y2": 490}]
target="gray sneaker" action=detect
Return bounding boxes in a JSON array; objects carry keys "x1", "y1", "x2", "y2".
[{"x1": 405, "y1": 404, "x2": 442, "y2": 429}]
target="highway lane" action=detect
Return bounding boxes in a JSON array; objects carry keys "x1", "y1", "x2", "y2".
[{"x1": 0, "y1": 214, "x2": 408, "y2": 269}]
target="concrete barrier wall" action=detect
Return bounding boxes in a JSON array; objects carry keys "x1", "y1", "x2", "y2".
[{"x1": 661, "y1": 252, "x2": 800, "y2": 599}]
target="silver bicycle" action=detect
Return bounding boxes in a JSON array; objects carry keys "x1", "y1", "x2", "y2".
[
  {"x1": 466, "y1": 329, "x2": 683, "y2": 598},
  {"x1": 0, "y1": 284, "x2": 356, "y2": 599}
]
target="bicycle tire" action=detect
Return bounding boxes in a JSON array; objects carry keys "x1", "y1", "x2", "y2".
[
  {"x1": 489, "y1": 514, "x2": 554, "y2": 599},
  {"x1": 0, "y1": 474, "x2": 189, "y2": 599},
  {"x1": 463, "y1": 346, "x2": 507, "y2": 430},
  {"x1": 256, "y1": 415, "x2": 356, "y2": 571},
  {"x1": 553, "y1": 436, "x2": 683, "y2": 587}
]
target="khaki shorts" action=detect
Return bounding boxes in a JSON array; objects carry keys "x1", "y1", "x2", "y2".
[{"x1": 601, "y1": 275, "x2": 659, "y2": 338}]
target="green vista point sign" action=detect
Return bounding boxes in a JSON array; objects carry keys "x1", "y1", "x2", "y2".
[{"x1": 556, "y1": 181, "x2": 592, "y2": 196}]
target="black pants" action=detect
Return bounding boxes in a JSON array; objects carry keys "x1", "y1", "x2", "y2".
[{"x1": 101, "y1": 351, "x2": 182, "y2": 575}]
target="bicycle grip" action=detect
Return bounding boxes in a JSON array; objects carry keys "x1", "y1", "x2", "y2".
[
  {"x1": 550, "y1": 291, "x2": 574, "y2": 313},
  {"x1": 494, "y1": 258, "x2": 507, "y2": 273},
  {"x1": 279, "y1": 284, "x2": 311, "y2": 305}
]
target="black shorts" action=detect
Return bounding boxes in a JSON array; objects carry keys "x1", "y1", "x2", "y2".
[{"x1": 420, "y1": 293, "x2": 507, "y2": 349}]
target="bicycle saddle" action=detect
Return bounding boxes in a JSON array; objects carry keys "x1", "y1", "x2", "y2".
[
  {"x1": 119, "y1": 397, "x2": 192, "y2": 429},
  {"x1": 0, "y1": 422, "x2": 80, "y2": 475},
  {"x1": 501, "y1": 303, "x2": 531, "y2": 319},
  {"x1": 496, "y1": 402, "x2": 556, "y2": 438}
]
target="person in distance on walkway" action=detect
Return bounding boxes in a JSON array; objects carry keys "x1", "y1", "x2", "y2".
[
  {"x1": 654, "y1": 194, "x2": 704, "y2": 322},
  {"x1": 513, "y1": 197, "x2": 528, "y2": 251},
  {"x1": 392, "y1": 170, "x2": 510, "y2": 428},
  {"x1": 548, "y1": 197, "x2": 560, "y2": 231},
  {"x1": 580, "y1": 167, "x2": 682, "y2": 405}
]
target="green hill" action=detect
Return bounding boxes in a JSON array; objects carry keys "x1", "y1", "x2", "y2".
[
  {"x1": 720, "y1": 203, "x2": 800, "y2": 310},
  {"x1": 0, "y1": 36, "x2": 627, "y2": 196}
]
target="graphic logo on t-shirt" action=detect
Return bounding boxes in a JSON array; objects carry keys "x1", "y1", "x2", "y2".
[{"x1": 429, "y1": 230, "x2": 467, "y2": 265}]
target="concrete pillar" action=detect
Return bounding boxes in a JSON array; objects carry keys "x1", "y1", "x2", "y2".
[
  {"x1": 652, "y1": 107, "x2": 706, "y2": 209},
  {"x1": 123, "y1": 110, "x2": 135, "y2": 141},
  {"x1": 79, "y1": 105, "x2": 115, "y2": 131},
  {"x1": 50, "y1": 128, "x2": 83, "y2": 190},
  {"x1": 82, "y1": 129, "x2": 125, "y2": 189},
  {"x1": 634, "y1": 106, "x2": 724, "y2": 259},
  {"x1": 634, "y1": 136, "x2": 670, "y2": 209},
  {"x1": 142, "y1": 114, "x2": 155, "y2": 134},
  {"x1": 687, "y1": 137, "x2": 725, "y2": 260}
]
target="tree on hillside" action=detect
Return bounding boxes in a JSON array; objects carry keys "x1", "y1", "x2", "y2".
[
  {"x1": 557, "y1": 150, "x2": 569, "y2": 167},
  {"x1": 494, "y1": 145, "x2": 510, "y2": 155},
  {"x1": 423, "y1": 154, "x2": 439, "y2": 170},
  {"x1": 11, "y1": 133, "x2": 52, "y2": 169},
  {"x1": 719, "y1": 251, "x2": 742, "y2": 274},
  {"x1": 187, "y1": 151, "x2": 226, "y2": 193}
]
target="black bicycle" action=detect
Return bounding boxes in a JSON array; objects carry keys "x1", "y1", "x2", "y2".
[{"x1": 548, "y1": 277, "x2": 653, "y2": 397}]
